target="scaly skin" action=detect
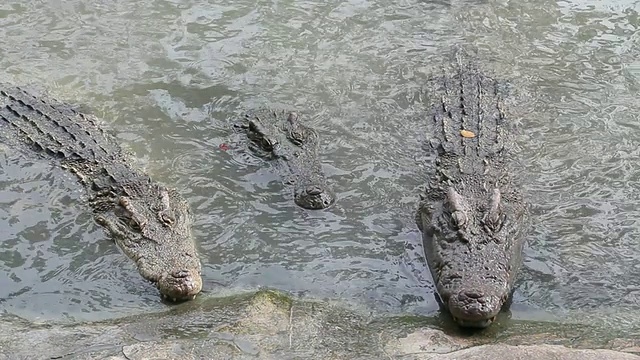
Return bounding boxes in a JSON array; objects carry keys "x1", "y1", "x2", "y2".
[
  {"x1": 0, "y1": 84, "x2": 202, "y2": 301},
  {"x1": 415, "y1": 53, "x2": 529, "y2": 328},
  {"x1": 236, "y1": 110, "x2": 335, "y2": 210}
]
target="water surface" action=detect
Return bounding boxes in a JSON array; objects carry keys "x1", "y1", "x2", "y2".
[{"x1": 0, "y1": 0, "x2": 639, "y2": 335}]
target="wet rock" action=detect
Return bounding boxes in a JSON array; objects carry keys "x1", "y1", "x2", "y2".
[
  {"x1": 608, "y1": 338, "x2": 640, "y2": 355},
  {"x1": 384, "y1": 328, "x2": 470, "y2": 355},
  {"x1": 121, "y1": 339, "x2": 251, "y2": 360},
  {"x1": 387, "y1": 328, "x2": 640, "y2": 359},
  {"x1": 0, "y1": 290, "x2": 638, "y2": 360},
  {"x1": 435, "y1": 344, "x2": 639, "y2": 359}
]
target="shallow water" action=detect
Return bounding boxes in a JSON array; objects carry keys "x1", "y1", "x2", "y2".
[{"x1": 0, "y1": 0, "x2": 638, "y2": 334}]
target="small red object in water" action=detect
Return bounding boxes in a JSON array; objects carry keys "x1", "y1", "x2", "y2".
[{"x1": 219, "y1": 143, "x2": 230, "y2": 151}]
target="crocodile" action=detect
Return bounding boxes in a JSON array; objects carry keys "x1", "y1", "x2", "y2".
[
  {"x1": 415, "y1": 53, "x2": 529, "y2": 328},
  {"x1": 0, "y1": 84, "x2": 202, "y2": 301},
  {"x1": 235, "y1": 110, "x2": 335, "y2": 210}
]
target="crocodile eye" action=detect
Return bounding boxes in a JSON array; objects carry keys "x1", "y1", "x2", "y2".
[
  {"x1": 487, "y1": 213, "x2": 506, "y2": 234},
  {"x1": 129, "y1": 218, "x2": 145, "y2": 232},
  {"x1": 451, "y1": 210, "x2": 467, "y2": 229},
  {"x1": 158, "y1": 211, "x2": 175, "y2": 226},
  {"x1": 261, "y1": 138, "x2": 275, "y2": 151},
  {"x1": 290, "y1": 131, "x2": 305, "y2": 145}
]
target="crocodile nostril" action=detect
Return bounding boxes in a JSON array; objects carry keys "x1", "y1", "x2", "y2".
[
  {"x1": 306, "y1": 186, "x2": 323, "y2": 195},
  {"x1": 464, "y1": 291, "x2": 484, "y2": 299},
  {"x1": 172, "y1": 270, "x2": 190, "y2": 278}
]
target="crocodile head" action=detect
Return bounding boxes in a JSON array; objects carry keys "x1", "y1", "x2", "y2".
[
  {"x1": 417, "y1": 186, "x2": 526, "y2": 328},
  {"x1": 95, "y1": 185, "x2": 202, "y2": 301},
  {"x1": 240, "y1": 110, "x2": 335, "y2": 210}
]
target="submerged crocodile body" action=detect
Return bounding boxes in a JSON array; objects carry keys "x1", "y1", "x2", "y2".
[
  {"x1": 236, "y1": 110, "x2": 335, "y2": 210},
  {"x1": 415, "y1": 54, "x2": 529, "y2": 328},
  {"x1": 0, "y1": 84, "x2": 202, "y2": 301}
]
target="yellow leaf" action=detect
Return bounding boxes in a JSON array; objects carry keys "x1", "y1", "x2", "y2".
[{"x1": 460, "y1": 130, "x2": 476, "y2": 138}]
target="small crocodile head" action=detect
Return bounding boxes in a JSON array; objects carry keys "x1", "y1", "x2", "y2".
[
  {"x1": 418, "y1": 187, "x2": 526, "y2": 328},
  {"x1": 240, "y1": 110, "x2": 336, "y2": 210},
  {"x1": 95, "y1": 184, "x2": 202, "y2": 301}
]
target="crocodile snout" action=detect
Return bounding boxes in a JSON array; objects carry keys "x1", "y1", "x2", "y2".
[
  {"x1": 447, "y1": 290, "x2": 503, "y2": 328},
  {"x1": 295, "y1": 184, "x2": 336, "y2": 210},
  {"x1": 157, "y1": 269, "x2": 203, "y2": 302}
]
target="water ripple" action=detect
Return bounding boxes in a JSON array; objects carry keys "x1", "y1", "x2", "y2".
[{"x1": 0, "y1": 0, "x2": 638, "y2": 332}]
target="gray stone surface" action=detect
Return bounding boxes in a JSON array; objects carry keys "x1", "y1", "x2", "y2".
[
  {"x1": 0, "y1": 291, "x2": 637, "y2": 360},
  {"x1": 425, "y1": 344, "x2": 638, "y2": 360},
  {"x1": 387, "y1": 329, "x2": 639, "y2": 359}
]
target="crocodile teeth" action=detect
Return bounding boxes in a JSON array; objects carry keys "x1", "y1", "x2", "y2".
[
  {"x1": 192, "y1": 295, "x2": 197, "y2": 300},
  {"x1": 172, "y1": 298, "x2": 177, "y2": 302}
]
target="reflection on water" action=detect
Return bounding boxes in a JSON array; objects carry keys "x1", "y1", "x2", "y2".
[{"x1": 0, "y1": 0, "x2": 638, "y2": 333}]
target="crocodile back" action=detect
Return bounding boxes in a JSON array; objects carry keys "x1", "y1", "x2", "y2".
[{"x1": 0, "y1": 84, "x2": 120, "y2": 164}]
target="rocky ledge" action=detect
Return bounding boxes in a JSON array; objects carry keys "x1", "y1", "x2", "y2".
[{"x1": 0, "y1": 290, "x2": 637, "y2": 360}]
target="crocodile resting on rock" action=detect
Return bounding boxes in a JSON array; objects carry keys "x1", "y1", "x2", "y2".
[
  {"x1": 0, "y1": 84, "x2": 202, "y2": 301},
  {"x1": 236, "y1": 110, "x2": 335, "y2": 210},
  {"x1": 415, "y1": 54, "x2": 529, "y2": 328}
]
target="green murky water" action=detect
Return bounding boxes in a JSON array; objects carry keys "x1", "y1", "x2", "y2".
[{"x1": 0, "y1": 0, "x2": 638, "y2": 336}]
